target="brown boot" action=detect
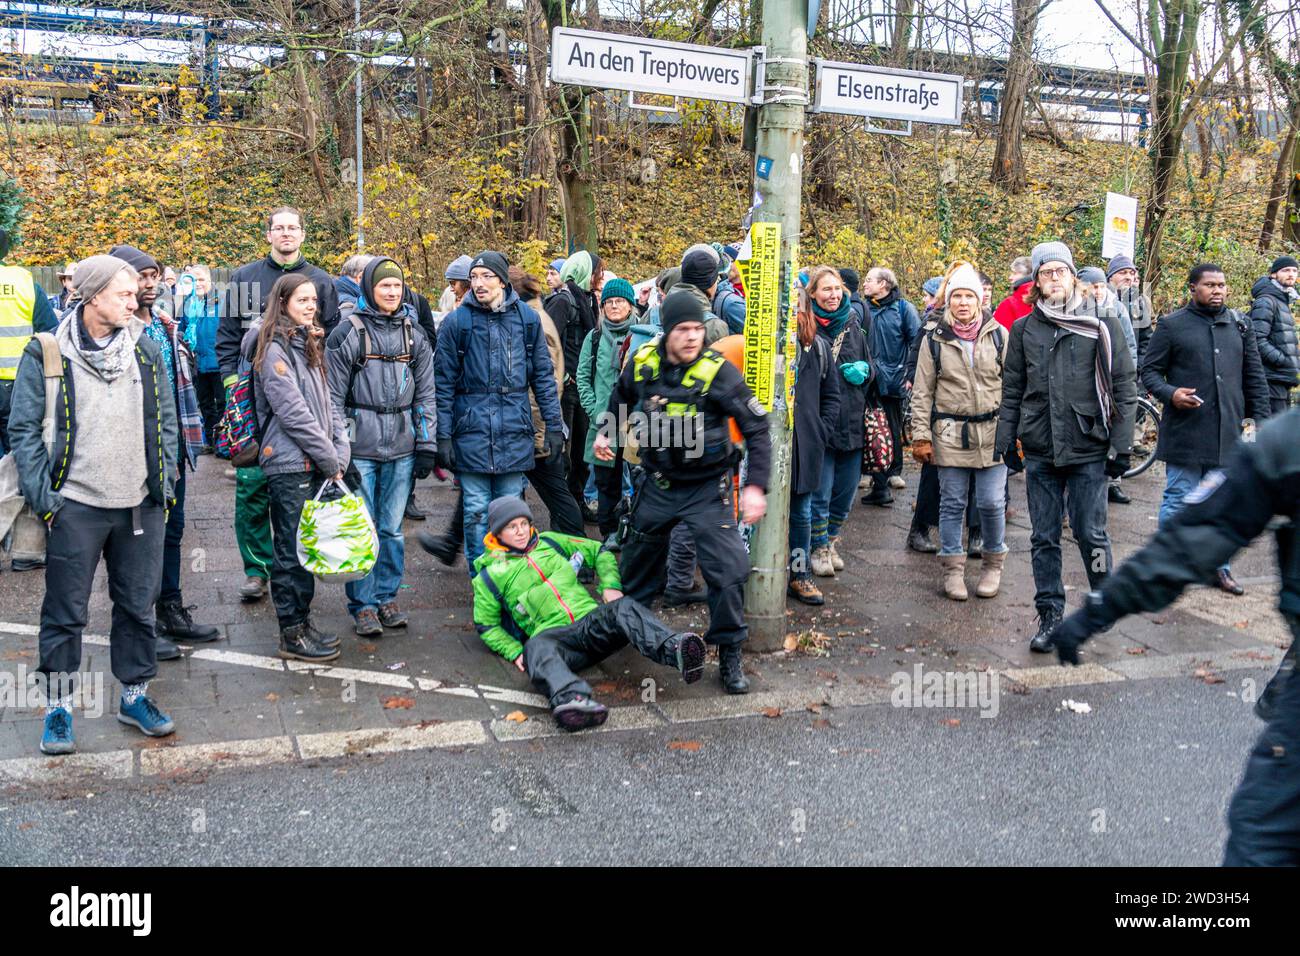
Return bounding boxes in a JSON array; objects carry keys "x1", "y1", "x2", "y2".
[
  {"x1": 939, "y1": 554, "x2": 968, "y2": 601},
  {"x1": 786, "y1": 578, "x2": 825, "y2": 606},
  {"x1": 976, "y1": 549, "x2": 1007, "y2": 598}
]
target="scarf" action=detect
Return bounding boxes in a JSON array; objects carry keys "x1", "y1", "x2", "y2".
[
  {"x1": 599, "y1": 316, "x2": 631, "y2": 372},
  {"x1": 1035, "y1": 290, "x2": 1118, "y2": 428},
  {"x1": 70, "y1": 313, "x2": 136, "y2": 382},
  {"x1": 948, "y1": 312, "x2": 981, "y2": 342},
  {"x1": 812, "y1": 297, "x2": 852, "y2": 338}
]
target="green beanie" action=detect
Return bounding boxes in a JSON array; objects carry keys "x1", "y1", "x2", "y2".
[{"x1": 601, "y1": 277, "x2": 635, "y2": 307}]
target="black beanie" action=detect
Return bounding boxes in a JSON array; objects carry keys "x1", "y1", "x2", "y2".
[
  {"x1": 108, "y1": 243, "x2": 159, "y2": 274},
  {"x1": 1271, "y1": 255, "x2": 1299, "y2": 275},
  {"x1": 680, "y1": 249, "x2": 717, "y2": 294},
  {"x1": 660, "y1": 289, "x2": 707, "y2": 335},
  {"x1": 362, "y1": 256, "x2": 405, "y2": 311},
  {"x1": 839, "y1": 268, "x2": 860, "y2": 294},
  {"x1": 470, "y1": 250, "x2": 510, "y2": 285},
  {"x1": 487, "y1": 496, "x2": 533, "y2": 537}
]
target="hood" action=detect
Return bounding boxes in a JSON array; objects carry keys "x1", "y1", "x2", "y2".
[
  {"x1": 871, "y1": 285, "x2": 901, "y2": 308},
  {"x1": 1253, "y1": 276, "x2": 1295, "y2": 303},
  {"x1": 358, "y1": 256, "x2": 406, "y2": 316},
  {"x1": 335, "y1": 274, "x2": 362, "y2": 303}
]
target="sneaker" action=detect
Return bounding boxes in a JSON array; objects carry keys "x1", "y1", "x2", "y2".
[
  {"x1": 787, "y1": 578, "x2": 825, "y2": 606},
  {"x1": 662, "y1": 585, "x2": 707, "y2": 607},
  {"x1": 40, "y1": 707, "x2": 75, "y2": 755},
  {"x1": 1030, "y1": 608, "x2": 1063, "y2": 653},
  {"x1": 417, "y1": 531, "x2": 461, "y2": 566},
  {"x1": 810, "y1": 546, "x2": 835, "y2": 577},
  {"x1": 278, "y1": 623, "x2": 341, "y2": 662},
  {"x1": 117, "y1": 695, "x2": 175, "y2": 738},
  {"x1": 157, "y1": 600, "x2": 221, "y2": 642},
  {"x1": 552, "y1": 694, "x2": 609, "y2": 731},
  {"x1": 378, "y1": 602, "x2": 409, "y2": 628},
  {"x1": 828, "y1": 535, "x2": 845, "y2": 571},
  {"x1": 888, "y1": 475, "x2": 906, "y2": 490},
  {"x1": 354, "y1": 608, "x2": 383, "y2": 637},
  {"x1": 672, "y1": 632, "x2": 706, "y2": 684},
  {"x1": 239, "y1": 575, "x2": 268, "y2": 602}
]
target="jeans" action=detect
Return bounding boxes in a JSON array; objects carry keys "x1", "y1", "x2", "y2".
[
  {"x1": 812, "y1": 449, "x2": 860, "y2": 548},
  {"x1": 461, "y1": 470, "x2": 526, "y2": 569},
  {"x1": 1161, "y1": 463, "x2": 1229, "y2": 573},
  {"x1": 267, "y1": 471, "x2": 325, "y2": 628},
  {"x1": 583, "y1": 467, "x2": 598, "y2": 506},
  {"x1": 788, "y1": 490, "x2": 813, "y2": 579},
  {"x1": 912, "y1": 462, "x2": 980, "y2": 533},
  {"x1": 346, "y1": 455, "x2": 414, "y2": 616},
  {"x1": 1024, "y1": 458, "x2": 1111, "y2": 618},
  {"x1": 937, "y1": 465, "x2": 1008, "y2": 556}
]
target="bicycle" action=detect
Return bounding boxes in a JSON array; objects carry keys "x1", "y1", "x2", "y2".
[{"x1": 1123, "y1": 395, "x2": 1161, "y2": 479}]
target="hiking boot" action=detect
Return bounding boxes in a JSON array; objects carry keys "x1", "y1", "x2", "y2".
[
  {"x1": 1108, "y1": 483, "x2": 1132, "y2": 505},
  {"x1": 787, "y1": 578, "x2": 824, "y2": 606},
  {"x1": 303, "y1": 617, "x2": 340, "y2": 649},
  {"x1": 354, "y1": 608, "x2": 383, "y2": 637},
  {"x1": 907, "y1": 528, "x2": 938, "y2": 553},
  {"x1": 117, "y1": 695, "x2": 175, "y2": 738},
  {"x1": 552, "y1": 693, "x2": 609, "y2": 731},
  {"x1": 939, "y1": 554, "x2": 968, "y2": 601},
  {"x1": 966, "y1": 531, "x2": 983, "y2": 559},
  {"x1": 975, "y1": 549, "x2": 1007, "y2": 598},
  {"x1": 662, "y1": 585, "x2": 706, "y2": 607},
  {"x1": 861, "y1": 489, "x2": 894, "y2": 507},
  {"x1": 718, "y1": 644, "x2": 750, "y2": 694},
  {"x1": 671, "y1": 631, "x2": 706, "y2": 684},
  {"x1": 11, "y1": 557, "x2": 43, "y2": 572},
  {"x1": 378, "y1": 603, "x2": 409, "y2": 628},
  {"x1": 404, "y1": 495, "x2": 426, "y2": 521},
  {"x1": 828, "y1": 535, "x2": 845, "y2": 571},
  {"x1": 154, "y1": 629, "x2": 182, "y2": 662},
  {"x1": 40, "y1": 708, "x2": 75, "y2": 755},
  {"x1": 1213, "y1": 569, "x2": 1244, "y2": 596},
  {"x1": 157, "y1": 600, "x2": 221, "y2": 642},
  {"x1": 417, "y1": 531, "x2": 460, "y2": 567},
  {"x1": 239, "y1": 575, "x2": 267, "y2": 602},
  {"x1": 1030, "y1": 608, "x2": 1063, "y2": 653},
  {"x1": 278, "y1": 623, "x2": 340, "y2": 662},
  {"x1": 810, "y1": 546, "x2": 835, "y2": 578},
  {"x1": 888, "y1": 475, "x2": 906, "y2": 490}
]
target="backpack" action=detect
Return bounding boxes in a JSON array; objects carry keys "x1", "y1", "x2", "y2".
[
  {"x1": 711, "y1": 286, "x2": 743, "y2": 331},
  {"x1": 475, "y1": 533, "x2": 587, "y2": 642},
  {"x1": 446, "y1": 304, "x2": 536, "y2": 391},
  {"x1": 344, "y1": 313, "x2": 415, "y2": 417},
  {"x1": 0, "y1": 332, "x2": 63, "y2": 562},
  {"x1": 216, "y1": 367, "x2": 270, "y2": 467}
]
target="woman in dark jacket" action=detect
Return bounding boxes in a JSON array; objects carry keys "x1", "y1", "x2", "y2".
[
  {"x1": 806, "y1": 265, "x2": 872, "y2": 580},
  {"x1": 788, "y1": 298, "x2": 841, "y2": 605}
]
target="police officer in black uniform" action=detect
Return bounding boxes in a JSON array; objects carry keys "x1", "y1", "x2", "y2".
[
  {"x1": 594, "y1": 289, "x2": 772, "y2": 695},
  {"x1": 1050, "y1": 407, "x2": 1300, "y2": 865}
]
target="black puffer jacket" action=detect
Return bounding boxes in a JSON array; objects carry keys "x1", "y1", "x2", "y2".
[{"x1": 1249, "y1": 277, "x2": 1299, "y2": 388}]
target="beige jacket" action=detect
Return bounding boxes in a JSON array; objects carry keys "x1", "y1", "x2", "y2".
[
  {"x1": 910, "y1": 314, "x2": 1008, "y2": 468},
  {"x1": 527, "y1": 296, "x2": 564, "y2": 454}
]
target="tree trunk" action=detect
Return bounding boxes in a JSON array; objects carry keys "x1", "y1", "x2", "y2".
[
  {"x1": 544, "y1": 0, "x2": 598, "y2": 253},
  {"x1": 1258, "y1": 103, "x2": 1298, "y2": 250},
  {"x1": 1287, "y1": 121, "x2": 1300, "y2": 245},
  {"x1": 990, "y1": 0, "x2": 1039, "y2": 191},
  {"x1": 522, "y1": 0, "x2": 554, "y2": 238},
  {"x1": 889, "y1": 0, "x2": 915, "y2": 66}
]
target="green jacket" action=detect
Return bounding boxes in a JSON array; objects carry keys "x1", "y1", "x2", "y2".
[
  {"x1": 577, "y1": 325, "x2": 631, "y2": 466},
  {"x1": 471, "y1": 531, "x2": 622, "y2": 661}
]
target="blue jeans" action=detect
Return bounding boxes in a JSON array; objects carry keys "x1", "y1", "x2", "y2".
[
  {"x1": 583, "y1": 468, "x2": 598, "y2": 506},
  {"x1": 811, "y1": 449, "x2": 860, "y2": 548},
  {"x1": 1161, "y1": 463, "x2": 1229, "y2": 573},
  {"x1": 788, "y1": 491, "x2": 813, "y2": 579},
  {"x1": 937, "y1": 464, "x2": 1008, "y2": 556},
  {"x1": 461, "y1": 471, "x2": 526, "y2": 570},
  {"x1": 346, "y1": 455, "x2": 414, "y2": 617}
]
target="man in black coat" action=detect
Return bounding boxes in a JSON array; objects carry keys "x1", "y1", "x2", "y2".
[
  {"x1": 1142, "y1": 262, "x2": 1271, "y2": 595},
  {"x1": 1249, "y1": 255, "x2": 1299, "y2": 417}
]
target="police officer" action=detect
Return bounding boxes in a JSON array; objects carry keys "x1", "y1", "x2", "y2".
[
  {"x1": 593, "y1": 289, "x2": 771, "y2": 695},
  {"x1": 1049, "y1": 407, "x2": 1300, "y2": 865},
  {"x1": 0, "y1": 228, "x2": 58, "y2": 454}
]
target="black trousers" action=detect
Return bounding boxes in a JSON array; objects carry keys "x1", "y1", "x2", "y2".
[
  {"x1": 562, "y1": 383, "x2": 589, "y2": 510},
  {"x1": 160, "y1": 466, "x2": 186, "y2": 605},
  {"x1": 0, "y1": 377, "x2": 12, "y2": 454},
  {"x1": 524, "y1": 597, "x2": 677, "y2": 706},
  {"x1": 619, "y1": 474, "x2": 748, "y2": 646},
  {"x1": 911, "y1": 463, "x2": 980, "y2": 532},
  {"x1": 526, "y1": 450, "x2": 586, "y2": 537},
  {"x1": 591, "y1": 452, "x2": 625, "y2": 537},
  {"x1": 267, "y1": 472, "x2": 325, "y2": 628},
  {"x1": 194, "y1": 371, "x2": 223, "y2": 446},
  {"x1": 1268, "y1": 383, "x2": 1293, "y2": 418},
  {"x1": 39, "y1": 499, "x2": 165, "y2": 697}
]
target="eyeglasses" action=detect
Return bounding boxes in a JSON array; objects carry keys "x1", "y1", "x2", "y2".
[
  {"x1": 269, "y1": 225, "x2": 303, "y2": 234},
  {"x1": 1038, "y1": 267, "x2": 1071, "y2": 280}
]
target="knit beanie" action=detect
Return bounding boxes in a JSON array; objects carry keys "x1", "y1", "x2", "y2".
[
  {"x1": 108, "y1": 244, "x2": 159, "y2": 274},
  {"x1": 470, "y1": 250, "x2": 509, "y2": 285},
  {"x1": 1270, "y1": 255, "x2": 1299, "y2": 275},
  {"x1": 922, "y1": 277, "x2": 942, "y2": 297},
  {"x1": 944, "y1": 264, "x2": 983, "y2": 304},
  {"x1": 73, "y1": 254, "x2": 138, "y2": 305},
  {"x1": 361, "y1": 256, "x2": 405, "y2": 312},
  {"x1": 1030, "y1": 241, "x2": 1075, "y2": 278},
  {"x1": 660, "y1": 288, "x2": 707, "y2": 335},
  {"x1": 445, "y1": 255, "x2": 472, "y2": 281},
  {"x1": 1105, "y1": 254, "x2": 1136, "y2": 279},
  {"x1": 548, "y1": 258, "x2": 566, "y2": 274},
  {"x1": 487, "y1": 496, "x2": 533, "y2": 537},
  {"x1": 839, "y1": 268, "x2": 860, "y2": 294},
  {"x1": 601, "y1": 277, "x2": 635, "y2": 307},
  {"x1": 680, "y1": 244, "x2": 719, "y2": 294},
  {"x1": 1077, "y1": 266, "x2": 1107, "y2": 284}
]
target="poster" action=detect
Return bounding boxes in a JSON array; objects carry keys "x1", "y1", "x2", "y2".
[
  {"x1": 741, "y1": 221, "x2": 780, "y2": 411},
  {"x1": 1102, "y1": 192, "x2": 1138, "y2": 260},
  {"x1": 784, "y1": 243, "x2": 799, "y2": 429}
]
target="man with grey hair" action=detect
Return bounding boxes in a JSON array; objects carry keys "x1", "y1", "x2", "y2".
[
  {"x1": 8, "y1": 255, "x2": 180, "y2": 754},
  {"x1": 335, "y1": 253, "x2": 374, "y2": 324},
  {"x1": 995, "y1": 241, "x2": 1138, "y2": 653},
  {"x1": 862, "y1": 265, "x2": 920, "y2": 502}
]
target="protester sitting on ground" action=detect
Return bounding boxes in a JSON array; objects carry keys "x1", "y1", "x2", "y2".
[{"x1": 472, "y1": 497, "x2": 706, "y2": 731}]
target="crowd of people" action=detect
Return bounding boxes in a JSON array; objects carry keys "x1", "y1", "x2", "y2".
[{"x1": 0, "y1": 208, "x2": 1296, "y2": 749}]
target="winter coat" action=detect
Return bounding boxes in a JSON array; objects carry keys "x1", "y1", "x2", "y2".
[
  {"x1": 217, "y1": 255, "x2": 340, "y2": 380},
  {"x1": 245, "y1": 326, "x2": 351, "y2": 478},
  {"x1": 335, "y1": 275, "x2": 361, "y2": 320},
  {"x1": 817, "y1": 318, "x2": 873, "y2": 453},
  {"x1": 865, "y1": 287, "x2": 921, "y2": 397},
  {"x1": 1249, "y1": 277, "x2": 1299, "y2": 388},
  {"x1": 179, "y1": 292, "x2": 221, "y2": 374},
  {"x1": 325, "y1": 299, "x2": 437, "y2": 464},
  {"x1": 544, "y1": 280, "x2": 597, "y2": 383},
  {"x1": 911, "y1": 315, "x2": 1008, "y2": 469},
  {"x1": 1141, "y1": 302, "x2": 1272, "y2": 469},
  {"x1": 578, "y1": 321, "x2": 633, "y2": 466},
  {"x1": 472, "y1": 530, "x2": 622, "y2": 662},
  {"x1": 435, "y1": 285, "x2": 562, "y2": 475},
  {"x1": 791, "y1": 335, "x2": 841, "y2": 494},
  {"x1": 995, "y1": 299, "x2": 1139, "y2": 466},
  {"x1": 992, "y1": 279, "x2": 1032, "y2": 330},
  {"x1": 527, "y1": 296, "x2": 564, "y2": 455},
  {"x1": 711, "y1": 284, "x2": 746, "y2": 335}
]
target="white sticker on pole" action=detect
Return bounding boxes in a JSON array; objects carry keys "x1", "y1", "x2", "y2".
[
  {"x1": 811, "y1": 59, "x2": 963, "y2": 125},
  {"x1": 550, "y1": 27, "x2": 753, "y2": 105},
  {"x1": 1101, "y1": 191, "x2": 1139, "y2": 260}
]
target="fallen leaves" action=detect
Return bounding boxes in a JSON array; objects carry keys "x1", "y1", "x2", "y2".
[
  {"x1": 264, "y1": 692, "x2": 279, "y2": 701},
  {"x1": 760, "y1": 706, "x2": 783, "y2": 718},
  {"x1": 940, "y1": 717, "x2": 961, "y2": 727},
  {"x1": 381, "y1": 696, "x2": 416, "y2": 710},
  {"x1": 668, "y1": 739, "x2": 702, "y2": 752},
  {"x1": 1125, "y1": 647, "x2": 1147, "y2": 655},
  {"x1": 503, "y1": 711, "x2": 527, "y2": 723},
  {"x1": 1193, "y1": 668, "x2": 1225, "y2": 685}
]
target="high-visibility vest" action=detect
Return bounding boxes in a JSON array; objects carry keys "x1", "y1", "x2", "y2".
[{"x1": 0, "y1": 265, "x2": 37, "y2": 382}]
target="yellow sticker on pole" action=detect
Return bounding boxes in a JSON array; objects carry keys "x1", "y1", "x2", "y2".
[
  {"x1": 785, "y1": 243, "x2": 799, "y2": 429},
  {"x1": 742, "y1": 222, "x2": 780, "y2": 411}
]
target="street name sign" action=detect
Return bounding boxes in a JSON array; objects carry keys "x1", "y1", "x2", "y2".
[{"x1": 811, "y1": 59, "x2": 963, "y2": 125}]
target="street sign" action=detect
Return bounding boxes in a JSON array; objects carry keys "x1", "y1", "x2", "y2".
[
  {"x1": 1102, "y1": 191, "x2": 1139, "y2": 259},
  {"x1": 549, "y1": 27, "x2": 753, "y2": 105},
  {"x1": 810, "y1": 59, "x2": 963, "y2": 126}
]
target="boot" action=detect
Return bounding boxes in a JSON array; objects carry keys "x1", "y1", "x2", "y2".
[
  {"x1": 939, "y1": 554, "x2": 968, "y2": 601},
  {"x1": 157, "y1": 599, "x2": 221, "y2": 642},
  {"x1": 907, "y1": 527, "x2": 938, "y2": 554},
  {"x1": 416, "y1": 531, "x2": 460, "y2": 566},
  {"x1": 828, "y1": 535, "x2": 845, "y2": 571},
  {"x1": 278, "y1": 623, "x2": 340, "y2": 663},
  {"x1": 552, "y1": 693, "x2": 608, "y2": 731},
  {"x1": 670, "y1": 632, "x2": 706, "y2": 684},
  {"x1": 239, "y1": 575, "x2": 267, "y2": 601},
  {"x1": 154, "y1": 626, "x2": 182, "y2": 662},
  {"x1": 787, "y1": 578, "x2": 824, "y2": 606},
  {"x1": 810, "y1": 546, "x2": 835, "y2": 577},
  {"x1": 1107, "y1": 483, "x2": 1131, "y2": 505},
  {"x1": 1030, "y1": 608, "x2": 1063, "y2": 653},
  {"x1": 303, "y1": 617, "x2": 340, "y2": 649},
  {"x1": 404, "y1": 491, "x2": 426, "y2": 521},
  {"x1": 718, "y1": 644, "x2": 750, "y2": 694},
  {"x1": 975, "y1": 549, "x2": 1007, "y2": 598}
]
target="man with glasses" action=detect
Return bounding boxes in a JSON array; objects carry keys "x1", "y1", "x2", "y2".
[{"x1": 216, "y1": 206, "x2": 339, "y2": 602}]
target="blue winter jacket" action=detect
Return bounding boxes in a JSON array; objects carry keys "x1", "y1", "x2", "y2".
[
  {"x1": 866, "y1": 287, "x2": 921, "y2": 397},
  {"x1": 435, "y1": 285, "x2": 563, "y2": 475},
  {"x1": 179, "y1": 292, "x2": 221, "y2": 374}
]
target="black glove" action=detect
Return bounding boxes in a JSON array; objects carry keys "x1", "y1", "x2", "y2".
[
  {"x1": 1053, "y1": 593, "x2": 1114, "y2": 665},
  {"x1": 342, "y1": 460, "x2": 362, "y2": 491},
  {"x1": 1105, "y1": 454, "x2": 1130, "y2": 479},
  {"x1": 413, "y1": 449, "x2": 438, "y2": 480},
  {"x1": 1000, "y1": 444, "x2": 1025, "y2": 474},
  {"x1": 543, "y1": 430, "x2": 565, "y2": 460},
  {"x1": 434, "y1": 445, "x2": 455, "y2": 473}
]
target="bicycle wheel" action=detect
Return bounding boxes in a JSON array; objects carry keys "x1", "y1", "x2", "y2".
[{"x1": 1123, "y1": 396, "x2": 1161, "y2": 478}]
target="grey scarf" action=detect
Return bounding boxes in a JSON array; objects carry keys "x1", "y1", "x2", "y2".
[
  {"x1": 67, "y1": 314, "x2": 138, "y2": 383},
  {"x1": 1035, "y1": 290, "x2": 1118, "y2": 428}
]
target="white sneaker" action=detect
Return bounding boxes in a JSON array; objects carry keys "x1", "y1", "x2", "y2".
[
  {"x1": 888, "y1": 475, "x2": 906, "y2": 490},
  {"x1": 810, "y1": 546, "x2": 835, "y2": 577}
]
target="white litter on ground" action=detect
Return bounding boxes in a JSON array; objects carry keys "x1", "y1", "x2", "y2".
[{"x1": 1060, "y1": 699, "x2": 1092, "y2": 715}]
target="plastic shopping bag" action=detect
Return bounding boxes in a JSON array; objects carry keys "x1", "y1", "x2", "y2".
[{"x1": 296, "y1": 478, "x2": 378, "y2": 582}]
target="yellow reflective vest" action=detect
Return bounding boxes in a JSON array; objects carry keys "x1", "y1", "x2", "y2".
[{"x1": 0, "y1": 266, "x2": 37, "y2": 382}]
